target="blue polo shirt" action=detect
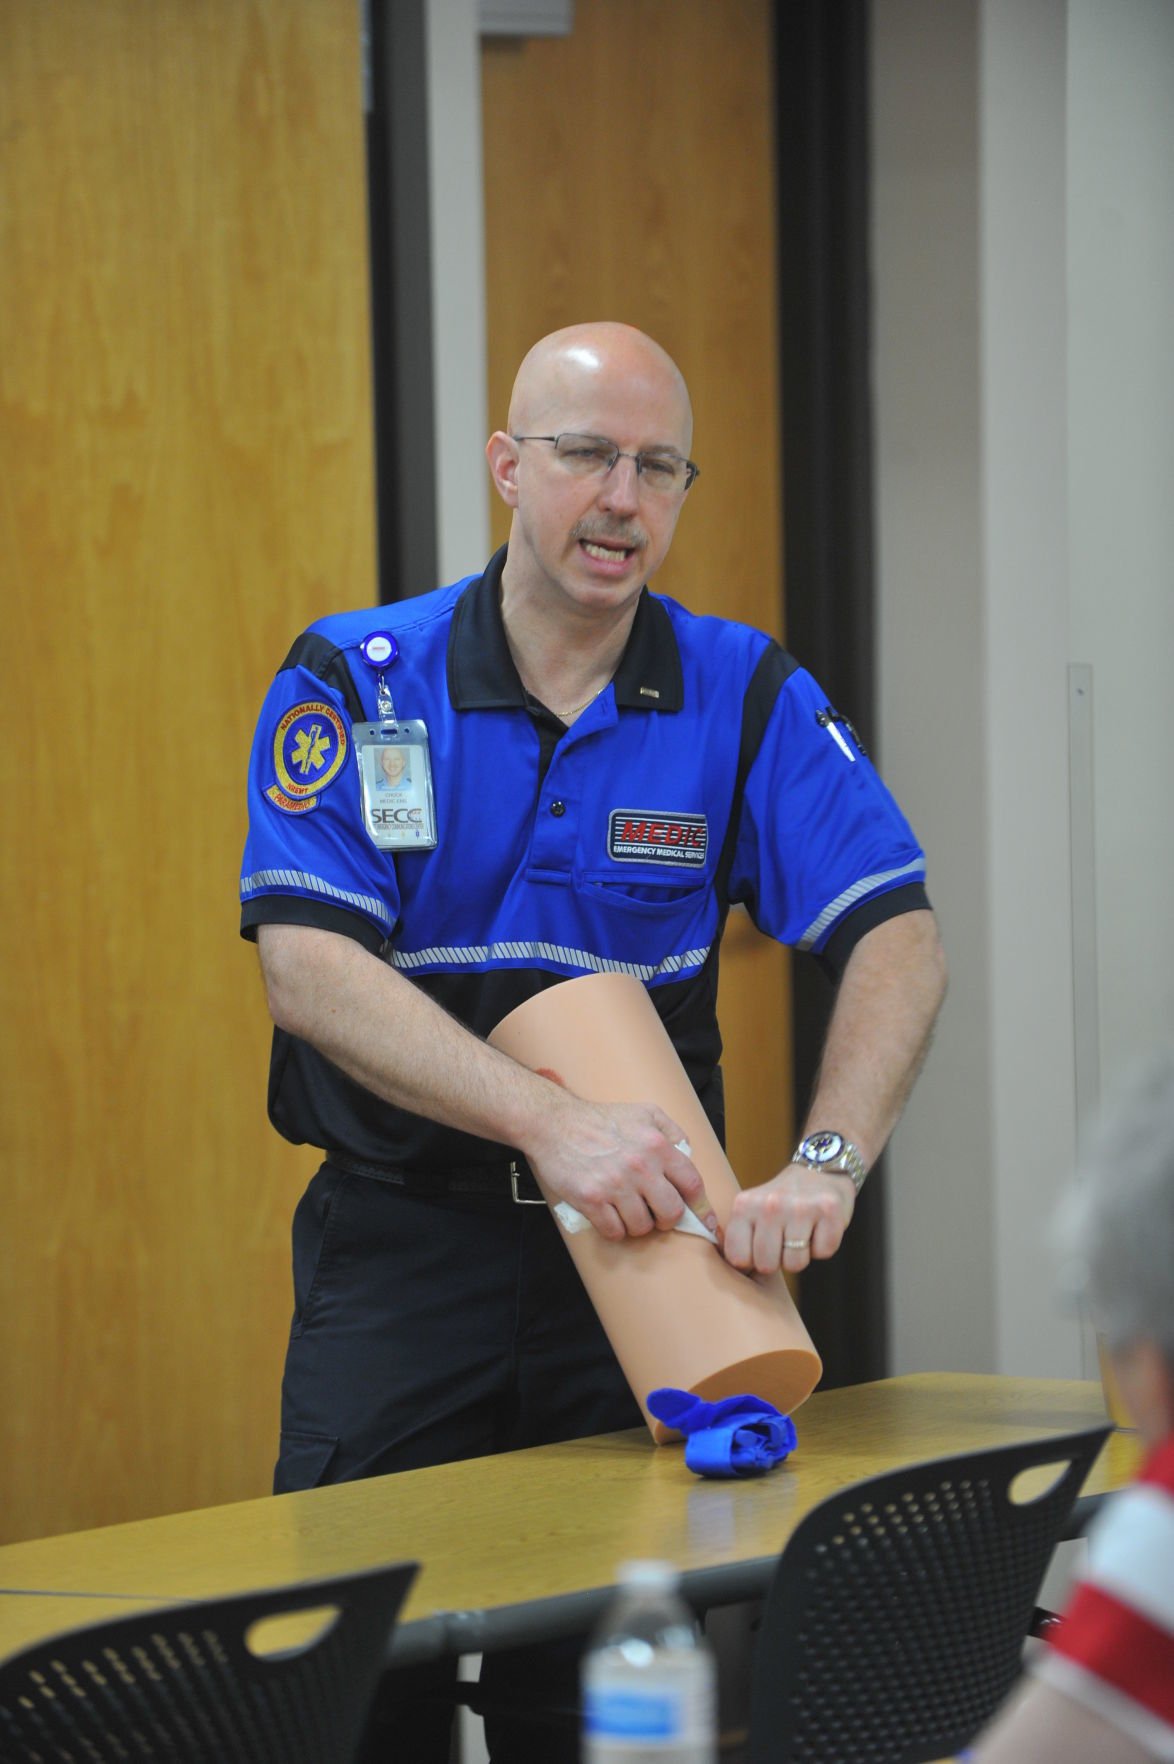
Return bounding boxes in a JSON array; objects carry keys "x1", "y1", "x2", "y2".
[{"x1": 241, "y1": 548, "x2": 928, "y2": 1167}]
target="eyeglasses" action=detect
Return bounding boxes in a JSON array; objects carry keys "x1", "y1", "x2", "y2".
[{"x1": 512, "y1": 433, "x2": 700, "y2": 495}]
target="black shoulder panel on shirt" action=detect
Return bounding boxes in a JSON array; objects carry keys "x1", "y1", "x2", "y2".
[
  {"x1": 279, "y1": 631, "x2": 366, "y2": 721},
  {"x1": 742, "y1": 640, "x2": 801, "y2": 753},
  {"x1": 713, "y1": 641, "x2": 800, "y2": 903}
]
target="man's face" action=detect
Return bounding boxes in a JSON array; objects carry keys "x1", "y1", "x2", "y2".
[
  {"x1": 494, "y1": 339, "x2": 694, "y2": 619},
  {"x1": 379, "y1": 747, "x2": 407, "y2": 786}
]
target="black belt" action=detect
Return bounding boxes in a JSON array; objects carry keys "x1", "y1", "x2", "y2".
[{"x1": 324, "y1": 1151, "x2": 546, "y2": 1204}]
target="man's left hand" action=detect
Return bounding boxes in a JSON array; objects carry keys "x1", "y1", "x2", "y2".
[{"x1": 721, "y1": 1165, "x2": 856, "y2": 1275}]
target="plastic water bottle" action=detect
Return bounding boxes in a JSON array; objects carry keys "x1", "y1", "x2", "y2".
[{"x1": 581, "y1": 1560, "x2": 717, "y2": 1761}]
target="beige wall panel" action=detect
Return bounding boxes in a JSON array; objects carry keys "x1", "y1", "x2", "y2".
[
  {"x1": 482, "y1": 0, "x2": 792, "y2": 1187},
  {"x1": 0, "y1": 0, "x2": 376, "y2": 1541}
]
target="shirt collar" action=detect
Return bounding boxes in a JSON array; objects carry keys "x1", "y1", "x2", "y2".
[{"x1": 446, "y1": 545, "x2": 683, "y2": 713}]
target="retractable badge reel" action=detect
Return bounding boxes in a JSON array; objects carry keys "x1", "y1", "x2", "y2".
[{"x1": 354, "y1": 632, "x2": 438, "y2": 850}]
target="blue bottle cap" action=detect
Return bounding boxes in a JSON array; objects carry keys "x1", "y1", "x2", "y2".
[{"x1": 360, "y1": 631, "x2": 398, "y2": 670}]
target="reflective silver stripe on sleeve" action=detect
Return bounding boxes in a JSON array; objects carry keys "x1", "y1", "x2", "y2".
[
  {"x1": 241, "y1": 869, "x2": 393, "y2": 928},
  {"x1": 387, "y1": 941, "x2": 712, "y2": 982},
  {"x1": 796, "y1": 857, "x2": 926, "y2": 952}
]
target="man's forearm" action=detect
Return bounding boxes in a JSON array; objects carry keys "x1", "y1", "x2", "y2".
[
  {"x1": 258, "y1": 921, "x2": 544, "y2": 1148},
  {"x1": 800, "y1": 907, "x2": 947, "y2": 1167},
  {"x1": 723, "y1": 907, "x2": 945, "y2": 1274},
  {"x1": 255, "y1": 922, "x2": 712, "y2": 1238}
]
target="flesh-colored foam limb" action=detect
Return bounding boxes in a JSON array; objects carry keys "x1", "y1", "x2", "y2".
[{"x1": 488, "y1": 972, "x2": 822, "y2": 1443}]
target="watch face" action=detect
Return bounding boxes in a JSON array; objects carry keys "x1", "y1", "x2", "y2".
[{"x1": 803, "y1": 1131, "x2": 845, "y2": 1164}]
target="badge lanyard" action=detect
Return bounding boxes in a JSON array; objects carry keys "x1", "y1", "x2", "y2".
[{"x1": 353, "y1": 631, "x2": 438, "y2": 851}]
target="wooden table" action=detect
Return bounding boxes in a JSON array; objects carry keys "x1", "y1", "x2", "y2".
[{"x1": 0, "y1": 1374, "x2": 1137, "y2": 1666}]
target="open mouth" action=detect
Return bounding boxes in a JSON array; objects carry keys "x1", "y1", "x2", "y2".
[{"x1": 579, "y1": 538, "x2": 635, "y2": 564}]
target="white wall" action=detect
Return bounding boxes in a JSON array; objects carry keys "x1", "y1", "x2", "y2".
[
  {"x1": 1067, "y1": 0, "x2": 1174, "y2": 1080},
  {"x1": 980, "y1": 0, "x2": 1080, "y2": 1377},
  {"x1": 425, "y1": 0, "x2": 491, "y2": 583},
  {"x1": 871, "y1": 0, "x2": 997, "y2": 1376},
  {"x1": 874, "y1": 0, "x2": 1174, "y2": 1378}
]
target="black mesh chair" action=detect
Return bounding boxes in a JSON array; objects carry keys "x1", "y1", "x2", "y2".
[
  {"x1": 747, "y1": 1424, "x2": 1110, "y2": 1764},
  {"x1": 0, "y1": 1559, "x2": 417, "y2": 1764}
]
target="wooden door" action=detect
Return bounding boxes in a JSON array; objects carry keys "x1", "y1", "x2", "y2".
[
  {"x1": 0, "y1": 0, "x2": 377, "y2": 1541},
  {"x1": 482, "y1": 0, "x2": 792, "y2": 1187}
]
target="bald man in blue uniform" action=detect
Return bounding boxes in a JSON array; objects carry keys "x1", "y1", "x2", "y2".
[{"x1": 241, "y1": 322, "x2": 947, "y2": 1760}]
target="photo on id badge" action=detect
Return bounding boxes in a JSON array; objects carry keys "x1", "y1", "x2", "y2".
[{"x1": 360, "y1": 741, "x2": 430, "y2": 846}]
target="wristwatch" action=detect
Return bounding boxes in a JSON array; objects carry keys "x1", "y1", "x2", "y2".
[{"x1": 792, "y1": 1130, "x2": 868, "y2": 1194}]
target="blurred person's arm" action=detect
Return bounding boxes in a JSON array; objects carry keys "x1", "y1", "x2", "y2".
[{"x1": 973, "y1": 1675, "x2": 1157, "y2": 1764}]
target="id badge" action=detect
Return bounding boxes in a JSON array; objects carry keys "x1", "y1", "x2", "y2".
[{"x1": 354, "y1": 721, "x2": 438, "y2": 850}]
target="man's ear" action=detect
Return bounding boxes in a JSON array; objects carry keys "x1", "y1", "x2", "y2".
[
  {"x1": 486, "y1": 431, "x2": 520, "y2": 508},
  {"x1": 1112, "y1": 1336, "x2": 1174, "y2": 1445}
]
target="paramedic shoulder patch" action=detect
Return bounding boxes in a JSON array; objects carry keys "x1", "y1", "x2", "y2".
[
  {"x1": 266, "y1": 700, "x2": 348, "y2": 815},
  {"x1": 608, "y1": 809, "x2": 708, "y2": 868}
]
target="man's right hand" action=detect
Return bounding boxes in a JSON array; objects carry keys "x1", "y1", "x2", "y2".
[{"x1": 524, "y1": 1094, "x2": 717, "y2": 1241}]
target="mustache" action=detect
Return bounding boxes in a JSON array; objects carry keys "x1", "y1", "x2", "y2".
[{"x1": 571, "y1": 519, "x2": 647, "y2": 549}]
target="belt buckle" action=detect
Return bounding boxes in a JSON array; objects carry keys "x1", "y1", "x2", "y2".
[{"x1": 509, "y1": 1160, "x2": 545, "y2": 1205}]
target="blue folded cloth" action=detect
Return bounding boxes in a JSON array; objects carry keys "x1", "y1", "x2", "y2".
[{"x1": 646, "y1": 1388, "x2": 798, "y2": 1478}]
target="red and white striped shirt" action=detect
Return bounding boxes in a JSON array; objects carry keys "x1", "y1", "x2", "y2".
[{"x1": 1035, "y1": 1434, "x2": 1174, "y2": 1759}]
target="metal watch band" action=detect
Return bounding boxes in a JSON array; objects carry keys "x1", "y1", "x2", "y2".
[{"x1": 792, "y1": 1134, "x2": 869, "y2": 1194}]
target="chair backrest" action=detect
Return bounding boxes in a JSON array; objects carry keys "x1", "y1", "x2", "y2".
[
  {"x1": 0, "y1": 1558, "x2": 417, "y2": 1764},
  {"x1": 748, "y1": 1424, "x2": 1110, "y2": 1764}
]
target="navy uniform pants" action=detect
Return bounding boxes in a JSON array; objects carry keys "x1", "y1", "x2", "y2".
[{"x1": 276, "y1": 1163, "x2": 642, "y2": 1762}]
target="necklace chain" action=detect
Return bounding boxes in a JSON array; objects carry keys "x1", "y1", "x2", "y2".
[{"x1": 550, "y1": 682, "x2": 607, "y2": 719}]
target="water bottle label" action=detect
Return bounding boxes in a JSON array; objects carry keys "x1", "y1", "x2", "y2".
[
  {"x1": 583, "y1": 1667, "x2": 715, "y2": 1749},
  {"x1": 585, "y1": 1689, "x2": 681, "y2": 1739}
]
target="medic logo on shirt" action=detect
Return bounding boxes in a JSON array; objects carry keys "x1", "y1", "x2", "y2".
[
  {"x1": 608, "y1": 810, "x2": 708, "y2": 868},
  {"x1": 265, "y1": 701, "x2": 348, "y2": 815}
]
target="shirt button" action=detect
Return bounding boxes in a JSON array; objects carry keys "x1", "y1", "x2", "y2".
[{"x1": 550, "y1": 799, "x2": 566, "y2": 817}]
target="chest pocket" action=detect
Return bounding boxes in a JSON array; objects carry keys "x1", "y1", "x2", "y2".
[
  {"x1": 584, "y1": 807, "x2": 713, "y2": 908},
  {"x1": 574, "y1": 867, "x2": 705, "y2": 910},
  {"x1": 577, "y1": 867, "x2": 711, "y2": 915}
]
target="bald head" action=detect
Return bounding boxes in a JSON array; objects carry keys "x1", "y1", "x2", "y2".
[
  {"x1": 486, "y1": 322, "x2": 696, "y2": 609},
  {"x1": 506, "y1": 322, "x2": 692, "y2": 453}
]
